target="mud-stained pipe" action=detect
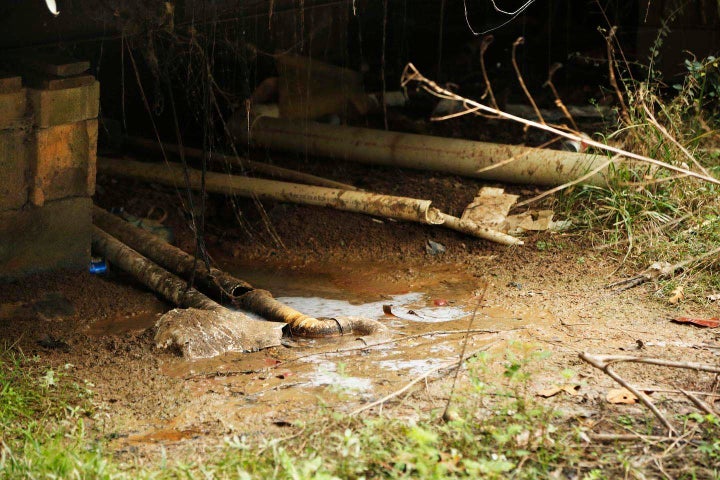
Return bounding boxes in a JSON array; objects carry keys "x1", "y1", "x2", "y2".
[
  {"x1": 98, "y1": 157, "x2": 444, "y2": 225},
  {"x1": 93, "y1": 207, "x2": 385, "y2": 337},
  {"x1": 238, "y1": 289, "x2": 384, "y2": 337},
  {"x1": 235, "y1": 115, "x2": 612, "y2": 187},
  {"x1": 91, "y1": 226, "x2": 284, "y2": 356},
  {"x1": 92, "y1": 226, "x2": 221, "y2": 311},
  {"x1": 98, "y1": 157, "x2": 521, "y2": 244},
  {"x1": 124, "y1": 136, "x2": 361, "y2": 191}
]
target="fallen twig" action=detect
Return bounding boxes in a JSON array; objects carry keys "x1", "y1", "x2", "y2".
[
  {"x1": 680, "y1": 389, "x2": 715, "y2": 415},
  {"x1": 580, "y1": 352, "x2": 720, "y2": 435},
  {"x1": 443, "y1": 282, "x2": 489, "y2": 420},
  {"x1": 603, "y1": 26, "x2": 630, "y2": 124},
  {"x1": 350, "y1": 339, "x2": 502, "y2": 416},
  {"x1": 606, "y1": 245, "x2": 720, "y2": 291},
  {"x1": 589, "y1": 433, "x2": 687, "y2": 443}
]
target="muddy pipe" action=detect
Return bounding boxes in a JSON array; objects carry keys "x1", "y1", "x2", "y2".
[
  {"x1": 99, "y1": 157, "x2": 443, "y2": 225},
  {"x1": 124, "y1": 135, "x2": 361, "y2": 191},
  {"x1": 97, "y1": 157, "x2": 521, "y2": 245},
  {"x1": 91, "y1": 226, "x2": 285, "y2": 356},
  {"x1": 93, "y1": 206, "x2": 385, "y2": 337},
  {"x1": 233, "y1": 115, "x2": 612, "y2": 187}
]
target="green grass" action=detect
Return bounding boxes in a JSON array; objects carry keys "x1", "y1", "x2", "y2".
[
  {"x1": 3, "y1": 345, "x2": 720, "y2": 479},
  {"x1": 554, "y1": 51, "x2": 720, "y2": 299}
]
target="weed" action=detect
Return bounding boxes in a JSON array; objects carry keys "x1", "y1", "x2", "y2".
[
  {"x1": 559, "y1": 29, "x2": 720, "y2": 295},
  {"x1": 4, "y1": 344, "x2": 720, "y2": 478}
]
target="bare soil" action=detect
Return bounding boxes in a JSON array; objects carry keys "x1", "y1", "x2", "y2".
[{"x1": 2, "y1": 143, "x2": 719, "y2": 462}]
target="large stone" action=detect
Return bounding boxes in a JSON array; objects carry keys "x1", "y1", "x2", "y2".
[
  {"x1": 27, "y1": 81, "x2": 99, "y2": 128},
  {"x1": 0, "y1": 197, "x2": 91, "y2": 282},
  {"x1": 0, "y1": 89, "x2": 27, "y2": 129},
  {"x1": 0, "y1": 129, "x2": 29, "y2": 210},
  {"x1": 29, "y1": 119, "x2": 98, "y2": 205}
]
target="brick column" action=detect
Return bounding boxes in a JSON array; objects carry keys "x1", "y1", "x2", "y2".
[{"x1": 0, "y1": 70, "x2": 99, "y2": 281}]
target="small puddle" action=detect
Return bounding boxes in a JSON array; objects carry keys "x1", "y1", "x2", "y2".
[
  {"x1": 86, "y1": 309, "x2": 163, "y2": 336},
  {"x1": 309, "y1": 361, "x2": 374, "y2": 393},
  {"x1": 153, "y1": 260, "x2": 553, "y2": 431}
]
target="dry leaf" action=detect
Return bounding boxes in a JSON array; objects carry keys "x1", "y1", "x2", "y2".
[
  {"x1": 672, "y1": 317, "x2": 720, "y2": 328},
  {"x1": 668, "y1": 285, "x2": 684, "y2": 304},
  {"x1": 606, "y1": 388, "x2": 638, "y2": 404},
  {"x1": 537, "y1": 384, "x2": 580, "y2": 398}
]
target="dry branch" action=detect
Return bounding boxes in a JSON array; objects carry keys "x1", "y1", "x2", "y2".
[
  {"x1": 580, "y1": 352, "x2": 720, "y2": 435},
  {"x1": 400, "y1": 63, "x2": 720, "y2": 187},
  {"x1": 607, "y1": 246, "x2": 720, "y2": 291}
]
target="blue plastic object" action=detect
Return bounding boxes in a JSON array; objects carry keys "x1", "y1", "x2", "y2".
[{"x1": 89, "y1": 257, "x2": 108, "y2": 275}]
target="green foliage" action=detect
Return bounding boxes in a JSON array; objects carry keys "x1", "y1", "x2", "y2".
[{"x1": 3, "y1": 345, "x2": 720, "y2": 478}]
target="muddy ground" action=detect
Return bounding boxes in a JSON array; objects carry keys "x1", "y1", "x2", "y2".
[{"x1": 2, "y1": 124, "x2": 719, "y2": 463}]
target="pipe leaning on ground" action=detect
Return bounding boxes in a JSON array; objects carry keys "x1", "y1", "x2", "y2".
[
  {"x1": 124, "y1": 135, "x2": 361, "y2": 191},
  {"x1": 93, "y1": 206, "x2": 384, "y2": 337},
  {"x1": 91, "y1": 226, "x2": 285, "y2": 356},
  {"x1": 98, "y1": 157, "x2": 521, "y2": 245},
  {"x1": 235, "y1": 115, "x2": 611, "y2": 187}
]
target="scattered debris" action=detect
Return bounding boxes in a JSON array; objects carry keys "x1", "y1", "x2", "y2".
[
  {"x1": 607, "y1": 245, "x2": 720, "y2": 291},
  {"x1": 606, "y1": 388, "x2": 638, "y2": 404},
  {"x1": 425, "y1": 239, "x2": 446, "y2": 255},
  {"x1": 668, "y1": 285, "x2": 685, "y2": 304},
  {"x1": 619, "y1": 339, "x2": 644, "y2": 351},
  {"x1": 672, "y1": 317, "x2": 720, "y2": 328},
  {"x1": 504, "y1": 210, "x2": 571, "y2": 234},
  {"x1": 460, "y1": 187, "x2": 518, "y2": 227},
  {"x1": 580, "y1": 352, "x2": 720, "y2": 435},
  {"x1": 36, "y1": 335, "x2": 70, "y2": 352},
  {"x1": 707, "y1": 293, "x2": 720, "y2": 302},
  {"x1": 537, "y1": 384, "x2": 581, "y2": 398}
]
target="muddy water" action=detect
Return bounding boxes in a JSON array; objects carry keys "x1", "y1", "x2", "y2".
[{"x1": 122, "y1": 261, "x2": 551, "y2": 441}]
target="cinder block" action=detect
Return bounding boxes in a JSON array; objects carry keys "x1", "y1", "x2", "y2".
[
  {"x1": 0, "y1": 129, "x2": 29, "y2": 210},
  {"x1": 27, "y1": 81, "x2": 99, "y2": 128},
  {"x1": 0, "y1": 197, "x2": 91, "y2": 282},
  {"x1": 30, "y1": 119, "x2": 98, "y2": 204},
  {"x1": 0, "y1": 89, "x2": 27, "y2": 129}
]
